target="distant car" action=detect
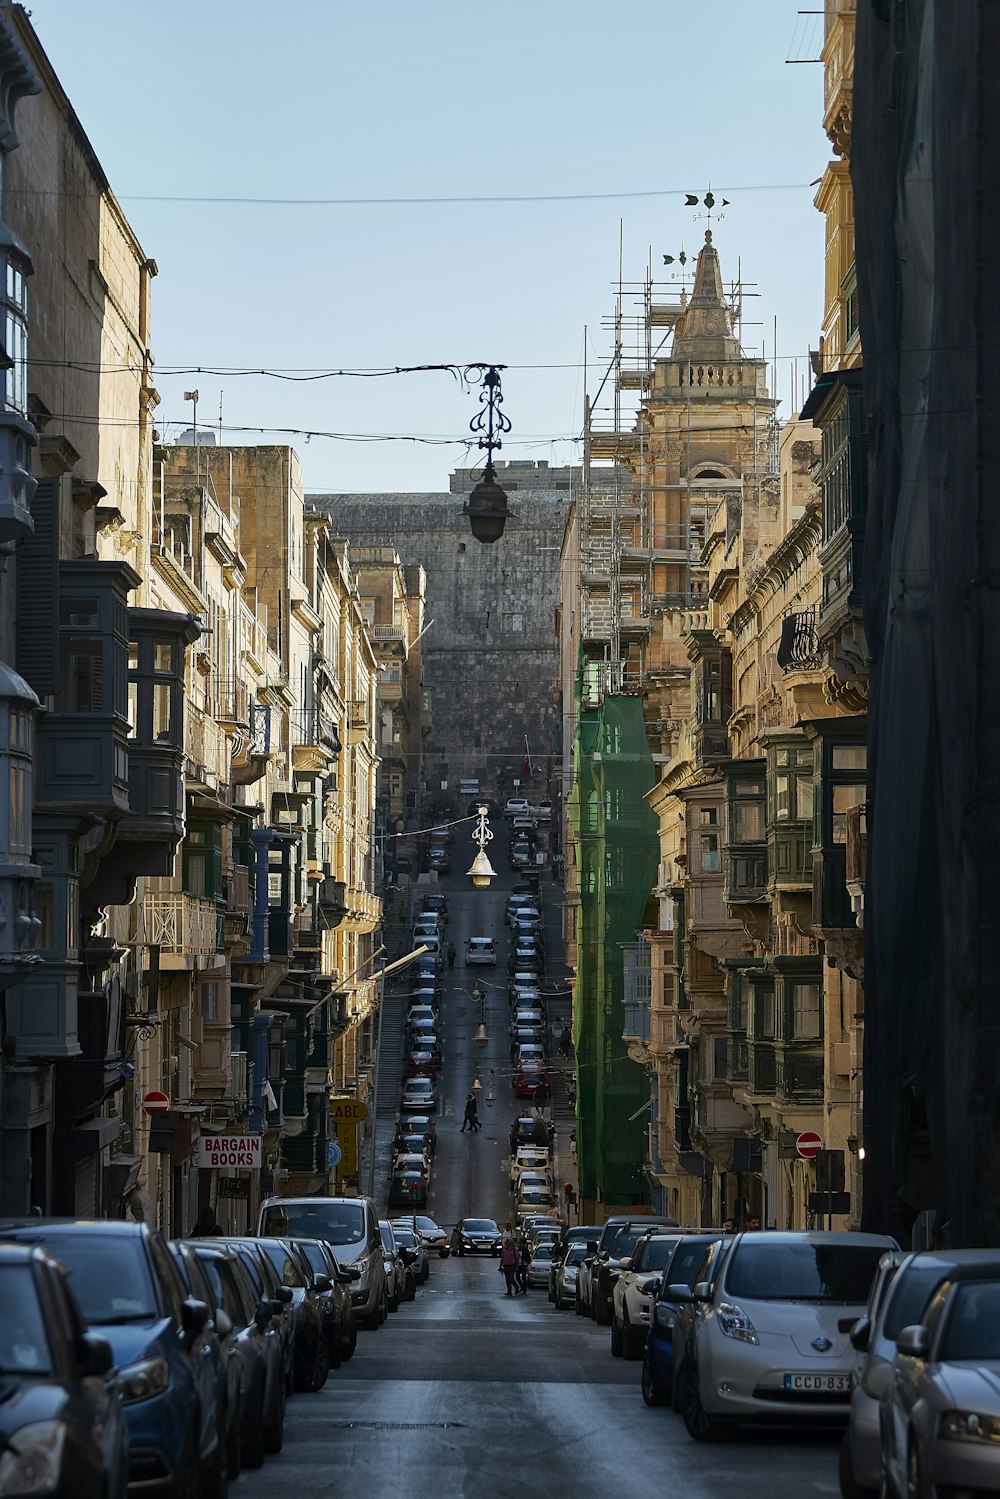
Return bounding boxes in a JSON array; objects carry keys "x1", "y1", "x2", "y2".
[
  {"x1": 450, "y1": 1219, "x2": 503, "y2": 1256},
  {"x1": 536, "y1": 798, "x2": 552, "y2": 821},
  {"x1": 388, "y1": 1171, "x2": 428, "y2": 1209},
  {"x1": 584, "y1": 1215, "x2": 679, "y2": 1326},
  {"x1": 879, "y1": 1259, "x2": 1000, "y2": 1499},
  {"x1": 511, "y1": 839, "x2": 533, "y2": 869},
  {"x1": 431, "y1": 824, "x2": 454, "y2": 845},
  {"x1": 527, "y1": 1243, "x2": 556, "y2": 1289},
  {"x1": 510, "y1": 815, "x2": 536, "y2": 838},
  {"x1": 504, "y1": 797, "x2": 530, "y2": 817},
  {"x1": 672, "y1": 1229, "x2": 895, "y2": 1441},
  {"x1": 466, "y1": 936, "x2": 496, "y2": 966},
  {"x1": 553, "y1": 1242, "x2": 589, "y2": 1308},
  {"x1": 409, "y1": 1215, "x2": 450, "y2": 1258},
  {"x1": 506, "y1": 893, "x2": 536, "y2": 925},
  {"x1": 513, "y1": 1063, "x2": 550, "y2": 1099},
  {"x1": 387, "y1": 1222, "x2": 430, "y2": 1285},
  {"x1": 427, "y1": 847, "x2": 450, "y2": 874},
  {"x1": 396, "y1": 1116, "x2": 437, "y2": 1156},
  {"x1": 512, "y1": 907, "x2": 542, "y2": 933},
  {"x1": 508, "y1": 946, "x2": 543, "y2": 975},
  {"x1": 516, "y1": 1188, "x2": 556, "y2": 1221},
  {"x1": 0, "y1": 1243, "x2": 128, "y2": 1499},
  {"x1": 420, "y1": 893, "x2": 449, "y2": 924},
  {"x1": 510, "y1": 1115, "x2": 554, "y2": 1150},
  {"x1": 393, "y1": 1152, "x2": 431, "y2": 1186},
  {"x1": 401, "y1": 1075, "x2": 437, "y2": 1111}
]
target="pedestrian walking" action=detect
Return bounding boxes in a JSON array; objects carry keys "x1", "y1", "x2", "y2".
[
  {"x1": 500, "y1": 1223, "x2": 519, "y2": 1296},
  {"x1": 447, "y1": 941, "x2": 456, "y2": 969},
  {"x1": 515, "y1": 1234, "x2": 531, "y2": 1294},
  {"x1": 461, "y1": 1092, "x2": 480, "y2": 1132}
]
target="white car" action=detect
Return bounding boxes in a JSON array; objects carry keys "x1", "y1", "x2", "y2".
[
  {"x1": 401, "y1": 1075, "x2": 437, "y2": 1112},
  {"x1": 510, "y1": 1147, "x2": 550, "y2": 1189},
  {"x1": 465, "y1": 937, "x2": 496, "y2": 966},
  {"x1": 554, "y1": 1242, "x2": 589, "y2": 1307},
  {"x1": 673, "y1": 1230, "x2": 895, "y2": 1441},
  {"x1": 611, "y1": 1231, "x2": 681, "y2": 1359},
  {"x1": 504, "y1": 797, "x2": 529, "y2": 817}
]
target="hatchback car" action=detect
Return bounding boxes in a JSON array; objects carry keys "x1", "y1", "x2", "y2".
[
  {"x1": 880, "y1": 1260, "x2": 1000, "y2": 1499},
  {"x1": 379, "y1": 1222, "x2": 410, "y2": 1311},
  {"x1": 397, "y1": 1116, "x2": 437, "y2": 1157},
  {"x1": 289, "y1": 1238, "x2": 358, "y2": 1367},
  {"x1": 0, "y1": 1220, "x2": 220, "y2": 1498},
  {"x1": 450, "y1": 1219, "x2": 503, "y2": 1256},
  {"x1": 420, "y1": 893, "x2": 449, "y2": 923},
  {"x1": 408, "y1": 1216, "x2": 450, "y2": 1257},
  {"x1": 388, "y1": 1222, "x2": 430, "y2": 1285},
  {"x1": 672, "y1": 1229, "x2": 895, "y2": 1441},
  {"x1": 466, "y1": 936, "x2": 497, "y2": 966},
  {"x1": 553, "y1": 1242, "x2": 589, "y2": 1309},
  {"x1": 584, "y1": 1215, "x2": 679, "y2": 1326},
  {"x1": 401, "y1": 1075, "x2": 437, "y2": 1111},
  {"x1": 0, "y1": 1243, "x2": 128, "y2": 1499},
  {"x1": 516, "y1": 1187, "x2": 555, "y2": 1221},
  {"x1": 504, "y1": 797, "x2": 530, "y2": 817},
  {"x1": 527, "y1": 1242, "x2": 556, "y2": 1289}
]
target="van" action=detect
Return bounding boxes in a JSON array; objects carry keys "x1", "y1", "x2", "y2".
[{"x1": 258, "y1": 1195, "x2": 388, "y2": 1330}]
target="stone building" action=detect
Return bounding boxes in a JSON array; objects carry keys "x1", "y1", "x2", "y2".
[{"x1": 311, "y1": 461, "x2": 571, "y2": 824}]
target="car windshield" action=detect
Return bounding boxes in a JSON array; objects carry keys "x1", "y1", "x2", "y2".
[
  {"x1": 566, "y1": 1245, "x2": 589, "y2": 1266},
  {"x1": 638, "y1": 1238, "x2": 680, "y2": 1271},
  {"x1": 940, "y1": 1281, "x2": 1000, "y2": 1361},
  {"x1": 611, "y1": 1229, "x2": 644, "y2": 1257},
  {"x1": 407, "y1": 1081, "x2": 433, "y2": 1094},
  {"x1": 663, "y1": 1239, "x2": 720, "y2": 1297},
  {"x1": 464, "y1": 1220, "x2": 498, "y2": 1233},
  {"x1": 392, "y1": 1229, "x2": 416, "y2": 1247},
  {"x1": 24, "y1": 1233, "x2": 157, "y2": 1322},
  {"x1": 883, "y1": 1264, "x2": 949, "y2": 1339},
  {"x1": 261, "y1": 1203, "x2": 366, "y2": 1246},
  {"x1": 258, "y1": 1244, "x2": 304, "y2": 1288},
  {"x1": 415, "y1": 1218, "x2": 442, "y2": 1234},
  {"x1": 379, "y1": 1226, "x2": 394, "y2": 1251},
  {"x1": 0, "y1": 1267, "x2": 53, "y2": 1375},
  {"x1": 533, "y1": 1245, "x2": 553, "y2": 1261},
  {"x1": 727, "y1": 1241, "x2": 885, "y2": 1303}
]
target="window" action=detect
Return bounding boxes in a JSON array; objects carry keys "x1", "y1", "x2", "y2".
[
  {"x1": 833, "y1": 784, "x2": 866, "y2": 843},
  {"x1": 750, "y1": 984, "x2": 776, "y2": 1040},
  {"x1": 771, "y1": 744, "x2": 814, "y2": 822},
  {"x1": 791, "y1": 982, "x2": 821, "y2": 1040},
  {"x1": 832, "y1": 744, "x2": 867, "y2": 773},
  {"x1": 731, "y1": 799, "x2": 764, "y2": 843},
  {"x1": 699, "y1": 806, "x2": 718, "y2": 827},
  {"x1": 200, "y1": 982, "x2": 220, "y2": 1023},
  {"x1": 700, "y1": 833, "x2": 721, "y2": 873}
]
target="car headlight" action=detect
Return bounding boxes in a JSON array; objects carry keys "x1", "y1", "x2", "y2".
[
  {"x1": 0, "y1": 1421, "x2": 67, "y2": 1493},
  {"x1": 716, "y1": 1302, "x2": 759, "y2": 1345},
  {"x1": 940, "y1": 1410, "x2": 1000, "y2": 1444},
  {"x1": 119, "y1": 1355, "x2": 170, "y2": 1403},
  {"x1": 653, "y1": 1305, "x2": 676, "y2": 1331}
]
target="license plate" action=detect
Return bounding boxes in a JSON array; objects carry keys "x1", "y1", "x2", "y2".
[{"x1": 783, "y1": 1373, "x2": 848, "y2": 1392}]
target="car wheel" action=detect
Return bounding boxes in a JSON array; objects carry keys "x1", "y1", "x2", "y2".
[
  {"x1": 594, "y1": 1294, "x2": 611, "y2": 1327},
  {"x1": 225, "y1": 1404, "x2": 241, "y2": 1482},
  {"x1": 201, "y1": 1429, "x2": 228, "y2": 1499},
  {"x1": 681, "y1": 1364, "x2": 734, "y2": 1443},
  {"x1": 241, "y1": 1376, "x2": 265, "y2": 1470},
  {"x1": 310, "y1": 1337, "x2": 329, "y2": 1392},
  {"x1": 362, "y1": 1300, "x2": 381, "y2": 1331},
  {"x1": 623, "y1": 1314, "x2": 645, "y2": 1361},
  {"x1": 838, "y1": 1431, "x2": 876, "y2": 1498},
  {"x1": 263, "y1": 1374, "x2": 285, "y2": 1456},
  {"x1": 905, "y1": 1439, "x2": 928, "y2": 1499},
  {"x1": 610, "y1": 1315, "x2": 624, "y2": 1357},
  {"x1": 341, "y1": 1317, "x2": 358, "y2": 1362},
  {"x1": 641, "y1": 1355, "x2": 669, "y2": 1407}
]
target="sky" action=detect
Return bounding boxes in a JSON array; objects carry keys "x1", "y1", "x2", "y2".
[{"x1": 25, "y1": 1, "x2": 828, "y2": 493}]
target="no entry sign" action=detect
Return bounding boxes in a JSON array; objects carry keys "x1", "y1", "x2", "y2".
[
  {"x1": 796, "y1": 1131, "x2": 824, "y2": 1160},
  {"x1": 142, "y1": 1090, "x2": 169, "y2": 1116}
]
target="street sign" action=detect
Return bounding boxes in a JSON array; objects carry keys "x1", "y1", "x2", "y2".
[
  {"x1": 808, "y1": 1190, "x2": 851, "y2": 1215},
  {"x1": 327, "y1": 1140, "x2": 342, "y2": 1169},
  {"x1": 142, "y1": 1090, "x2": 169, "y2": 1116},
  {"x1": 329, "y1": 1098, "x2": 367, "y2": 1123},
  {"x1": 196, "y1": 1135, "x2": 262, "y2": 1169},
  {"x1": 796, "y1": 1131, "x2": 824, "y2": 1160}
]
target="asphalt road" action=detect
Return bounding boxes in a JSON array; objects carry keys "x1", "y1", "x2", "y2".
[{"x1": 238, "y1": 822, "x2": 842, "y2": 1498}]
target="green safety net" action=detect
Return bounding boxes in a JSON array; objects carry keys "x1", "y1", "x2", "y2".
[{"x1": 568, "y1": 653, "x2": 659, "y2": 1205}]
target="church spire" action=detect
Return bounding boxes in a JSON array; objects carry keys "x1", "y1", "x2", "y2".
[{"x1": 671, "y1": 230, "x2": 742, "y2": 364}]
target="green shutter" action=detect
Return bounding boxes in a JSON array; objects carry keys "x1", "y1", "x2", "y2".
[{"x1": 15, "y1": 476, "x2": 59, "y2": 696}]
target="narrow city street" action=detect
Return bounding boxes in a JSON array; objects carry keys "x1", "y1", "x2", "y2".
[{"x1": 239, "y1": 821, "x2": 842, "y2": 1499}]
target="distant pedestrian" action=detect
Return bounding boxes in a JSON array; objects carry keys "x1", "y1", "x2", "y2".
[
  {"x1": 461, "y1": 1092, "x2": 480, "y2": 1133},
  {"x1": 744, "y1": 1214, "x2": 761, "y2": 1231},
  {"x1": 515, "y1": 1235, "x2": 531, "y2": 1294},
  {"x1": 500, "y1": 1224, "x2": 519, "y2": 1296},
  {"x1": 722, "y1": 1217, "x2": 738, "y2": 1234},
  {"x1": 447, "y1": 942, "x2": 456, "y2": 969},
  {"x1": 191, "y1": 1205, "x2": 221, "y2": 1237}
]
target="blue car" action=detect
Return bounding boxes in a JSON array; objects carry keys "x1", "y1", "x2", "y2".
[
  {"x1": 642, "y1": 1234, "x2": 728, "y2": 1407},
  {"x1": 0, "y1": 1220, "x2": 225, "y2": 1499}
]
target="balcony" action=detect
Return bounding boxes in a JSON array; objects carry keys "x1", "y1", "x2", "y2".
[
  {"x1": 318, "y1": 877, "x2": 347, "y2": 924},
  {"x1": 776, "y1": 608, "x2": 824, "y2": 672},
  {"x1": 812, "y1": 844, "x2": 856, "y2": 930},
  {"x1": 747, "y1": 1043, "x2": 778, "y2": 1098},
  {"x1": 778, "y1": 1047, "x2": 824, "y2": 1103},
  {"x1": 770, "y1": 824, "x2": 813, "y2": 889},
  {"x1": 140, "y1": 893, "x2": 224, "y2": 968},
  {"x1": 185, "y1": 703, "x2": 228, "y2": 789},
  {"x1": 343, "y1": 887, "x2": 381, "y2": 933},
  {"x1": 724, "y1": 848, "x2": 767, "y2": 904}
]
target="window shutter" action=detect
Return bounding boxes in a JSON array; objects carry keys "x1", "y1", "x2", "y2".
[{"x1": 15, "y1": 476, "x2": 59, "y2": 696}]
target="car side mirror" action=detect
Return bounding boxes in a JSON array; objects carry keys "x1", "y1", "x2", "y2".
[
  {"x1": 313, "y1": 1274, "x2": 333, "y2": 1294},
  {"x1": 665, "y1": 1283, "x2": 694, "y2": 1303},
  {"x1": 77, "y1": 1331, "x2": 114, "y2": 1377},
  {"x1": 181, "y1": 1297, "x2": 210, "y2": 1340},
  {"x1": 848, "y1": 1316, "x2": 871, "y2": 1350},
  {"x1": 692, "y1": 1281, "x2": 712, "y2": 1303},
  {"x1": 618, "y1": 1257, "x2": 633, "y2": 1272},
  {"x1": 636, "y1": 1275, "x2": 661, "y2": 1296},
  {"x1": 255, "y1": 1299, "x2": 273, "y2": 1330},
  {"x1": 896, "y1": 1324, "x2": 930, "y2": 1359},
  {"x1": 276, "y1": 1285, "x2": 293, "y2": 1304},
  {"x1": 587, "y1": 1241, "x2": 599, "y2": 1255},
  {"x1": 338, "y1": 1266, "x2": 362, "y2": 1284},
  {"x1": 213, "y1": 1308, "x2": 234, "y2": 1340}
]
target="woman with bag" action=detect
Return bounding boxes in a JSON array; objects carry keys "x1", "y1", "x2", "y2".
[{"x1": 499, "y1": 1223, "x2": 519, "y2": 1296}]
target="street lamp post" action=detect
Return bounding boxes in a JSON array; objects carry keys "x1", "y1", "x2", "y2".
[
  {"x1": 472, "y1": 982, "x2": 488, "y2": 1050},
  {"x1": 463, "y1": 366, "x2": 511, "y2": 543},
  {"x1": 467, "y1": 803, "x2": 496, "y2": 889}
]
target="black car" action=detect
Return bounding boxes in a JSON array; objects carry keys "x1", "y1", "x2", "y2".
[
  {"x1": 450, "y1": 1218, "x2": 503, "y2": 1256},
  {"x1": 427, "y1": 846, "x2": 450, "y2": 874},
  {"x1": 586, "y1": 1216, "x2": 679, "y2": 1326},
  {"x1": 219, "y1": 1240, "x2": 288, "y2": 1453},
  {"x1": 168, "y1": 1239, "x2": 242, "y2": 1480},
  {"x1": 250, "y1": 1238, "x2": 328, "y2": 1391},
  {"x1": 396, "y1": 1115, "x2": 437, "y2": 1156},
  {"x1": 293, "y1": 1238, "x2": 358, "y2": 1366},
  {"x1": 187, "y1": 1242, "x2": 284, "y2": 1471},
  {"x1": 0, "y1": 1243, "x2": 128, "y2": 1499},
  {"x1": 510, "y1": 1115, "x2": 555, "y2": 1150},
  {"x1": 420, "y1": 893, "x2": 449, "y2": 924},
  {"x1": 0, "y1": 1219, "x2": 223, "y2": 1499}
]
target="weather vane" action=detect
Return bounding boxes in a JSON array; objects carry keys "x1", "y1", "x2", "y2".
[{"x1": 685, "y1": 186, "x2": 730, "y2": 229}]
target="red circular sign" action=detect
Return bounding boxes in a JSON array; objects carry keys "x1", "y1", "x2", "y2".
[
  {"x1": 796, "y1": 1131, "x2": 824, "y2": 1160},
  {"x1": 142, "y1": 1090, "x2": 170, "y2": 1115}
]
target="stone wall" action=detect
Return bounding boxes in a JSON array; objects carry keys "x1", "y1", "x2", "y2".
[{"x1": 310, "y1": 463, "x2": 574, "y2": 821}]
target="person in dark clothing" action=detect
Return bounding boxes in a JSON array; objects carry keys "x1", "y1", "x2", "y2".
[
  {"x1": 515, "y1": 1235, "x2": 531, "y2": 1294},
  {"x1": 461, "y1": 1092, "x2": 480, "y2": 1132},
  {"x1": 447, "y1": 942, "x2": 456, "y2": 969},
  {"x1": 500, "y1": 1224, "x2": 519, "y2": 1295},
  {"x1": 191, "y1": 1205, "x2": 221, "y2": 1236}
]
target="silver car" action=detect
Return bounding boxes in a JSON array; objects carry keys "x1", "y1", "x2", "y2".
[
  {"x1": 881, "y1": 1264, "x2": 1000, "y2": 1499},
  {"x1": 841, "y1": 1249, "x2": 999, "y2": 1497},
  {"x1": 673, "y1": 1230, "x2": 895, "y2": 1441},
  {"x1": 553, "y1": 1242, "x2": 589, "y2": 1307}
]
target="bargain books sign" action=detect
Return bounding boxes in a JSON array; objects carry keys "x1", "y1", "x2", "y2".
[{"x1": 195, "y1": 1135, "x2": 262, "y2": 1170}]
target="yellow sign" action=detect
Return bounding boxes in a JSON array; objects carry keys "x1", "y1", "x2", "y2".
[
  {"x1": 329, "y1": 1097, "x2": 367, "y2": 1123},
  {"x1": 332, "y1": 1120, "x2": 358, "y2": 1183}
]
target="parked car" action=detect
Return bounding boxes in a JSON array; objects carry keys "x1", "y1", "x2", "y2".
[
  {"x1": 168, "y1": 1238, "x2": 242, "y2": 1477},
  {"x1": 393, "y1": 1134, "x2": 432, "y2": 1166},
  {"x1": 553, "y1": 1241, "x2": 589, "y2": 1309},
  {"x1": 293, "y1": 1238, "x2": 358, "y2": 1367},
  {"x1": 393, "y1": 1152, "x2": 431, "y2": 1186},
  {"x1": 505, "y1": 893, "x2": 536, "y2": 925},
  {"x1": 401, "y1": 1074, "x2": 437, "y2": 1112},
  {"x1": 0, "y1": 1219, "x2": 223, "y2": 1498},
  {"x1": 0, "y1": 1242, "x2": 128, "y2": 1499},
  {"x1": 236, "y1": 1237, "x2": 327, "y2": 1392},
  {"x1": 379, "y1": 1222, "x2": 409, "y2": 1312},
  {"x1": 536, "y1": 798, "x2": 552, "y2": 821},
  {"x1": 584, "y1": 1215, "x2": 679, "y2": 1326},
  {"x1": 466, "y1": 936, "x2": 497, "y2": 966},
  {"x1": 511, "y1": 839, "x2": 533, "y2": 869},
  {"x1": 527, "y1": 1242, "x2": 556, "y2": 1289},
  {"x1": 450, "y1": 1219, "x2": 503, "y2": 1256},
  {"x1": 512, "y1": 907, "x2": 542, "y2": 934},
  {"x1": 404, "y1": 1044, "x2": 440, "y2": 1078},
  {"x1": 387, "y1": 1222, "x2": 430, "y2": 1285},
  {"x1": 510, "y1": 1145, "x2": 551, "y2": 1189},
  {"x1": 431, "y1": 824, "x2": 454, "y2": 845},
  {"x1": 671, "y1": 1229, "x2": 895, "y2": 1441},
  {"x1": 643, "y1": 1233, "x2": 729, "y2": 1408},
  {"x1": 257, "y1": 1197, "x2": 388, "y2": 1332},
  {"x1": 611, "y1": 1231, "x2": 682, "y2": 1360},
  {"x1": 389, "y1": 1170, "x2": 428, "y2": 1209},
  {"x1": 427, "y1": 846, "x2": 450, "y2": 874},
  {"x1": 513, "y1": 1063, "x2": 550, "y2": 1099},
  {"x1": 516, "y1": 1186, "x2": 556, "y2": 1221},
  {"x1": 409, "y1": 1215, "x2": 450, "y2": 1258},
  {"x1": 504, "y1": 797, "x2": 530, "y2": 817},
  {"x1": 218, "y1": 1239, "x2": 289, "y2": 1453},
  {"x1": 396, "y1": 1116, "x2": 437, "y2": 1158},
  {"x1": 188, "y1": 1241, "x2": 286, "y2": 1469},
  {"x1": 508, "y1": 946, "x2": 543, "y2": 976},
  {"x1": 510, "y1": 1115, "x2": 554, "y2": 1150},
  {"x1": 420, "y1": 892, "x2": 449, "y2": 924},
  {"x1": 878, "y1": 1256, "x2": 1000, "y2": 1499},
  {"x1": 510, "y1": 815, "x2": 536, "y2": 838},
  {"x1": 548, "y1": 1225, "x2": 602, "y2": 1304}
]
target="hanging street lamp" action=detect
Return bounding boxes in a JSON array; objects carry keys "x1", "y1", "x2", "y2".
[
  {"x1": 472, "y1": 982, "x2": 489, "y2": 1050},
  {"x1": 464, "y1": 366, "x2": 511, "y2": 543},
  {"x1": 467, "y1": 802, "x2": 496, "y2": 889}
]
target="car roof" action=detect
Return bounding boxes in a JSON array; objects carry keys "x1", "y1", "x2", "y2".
[
  {"x1": 0, "y1": 1218, "x2": 149, "y2": 1237},
  {"x1": 726, "y1": 1230, "x2": 897, "y2": 1247}
]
